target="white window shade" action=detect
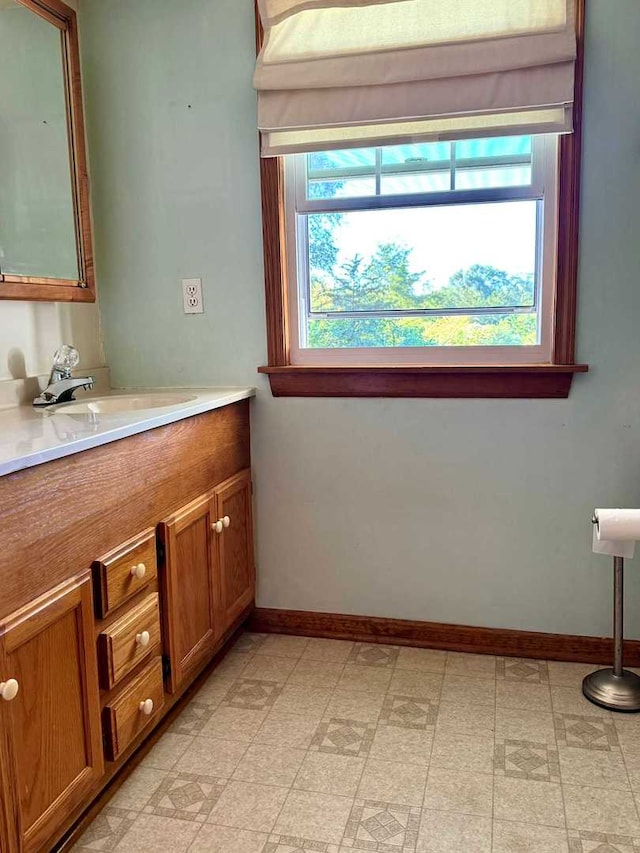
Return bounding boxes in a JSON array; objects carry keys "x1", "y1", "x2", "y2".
[{"x1": 254, "y1": 0, "x2": 577, "y2": 156}]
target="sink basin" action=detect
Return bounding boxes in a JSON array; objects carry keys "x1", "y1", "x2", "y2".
[{"x1": 53, "y1": 393, "x2": 198, "y2": 415}]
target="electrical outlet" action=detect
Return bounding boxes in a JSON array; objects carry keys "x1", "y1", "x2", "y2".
[{"x1": 181, "y1": 278, "x2": 204, "y2": 314}]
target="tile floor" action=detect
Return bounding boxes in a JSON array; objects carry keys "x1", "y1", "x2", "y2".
[{"x1": 72, "y1": 634, "x2": 640, "y2": 852}]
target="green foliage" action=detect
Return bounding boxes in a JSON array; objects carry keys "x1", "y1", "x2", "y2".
[
  {"x1": 308, "y1": 242, "x2": 537, "y2": 349},
  {"x1": 304, "y1": 162, "x2": 536, "y2": 350}
]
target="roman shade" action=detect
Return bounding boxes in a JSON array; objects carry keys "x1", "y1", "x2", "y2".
[{"x1": 254, "y1": 0, "x2": 577, "y2": 155}]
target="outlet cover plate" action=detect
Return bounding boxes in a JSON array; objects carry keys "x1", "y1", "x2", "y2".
[{"x1": 182, "y1": 278, "x2": 204, "y2": 314}]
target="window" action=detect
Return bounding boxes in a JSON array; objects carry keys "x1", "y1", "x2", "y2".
[
  {"x1": 255, "y1": 0, "x2": 587, "y2": 398},
  {"x1": 285, "y1": 135, "x2": 557, "y2": 366}
]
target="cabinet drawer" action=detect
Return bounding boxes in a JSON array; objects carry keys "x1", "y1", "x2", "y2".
[
  {"x1": 103, "y1": 657, "x2": 165, "y2": 761},
  {"x1": 93, "y1": 529, "x2": 157, "y2": 618},
  {"x1": 98, "y1": 593, "x2": 161, "y2": 690}
]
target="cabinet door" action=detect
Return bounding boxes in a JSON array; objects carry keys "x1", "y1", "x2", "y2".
[
  {"x1": 158, "y1": 493, "x2": 218, "y2": 693},
  {"x1": 0, "y1": 574, "x2": 103, "y2": 853},
  {"x1": 213, "y1": 470, "x2": 255, "y2": 632}
]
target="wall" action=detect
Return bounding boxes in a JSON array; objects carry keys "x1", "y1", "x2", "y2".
[
  {"x1": 0, "y1": 0, "x2": 103, "y2": 383},
  {"x1": 80, "y1": 0, "x2": 640, "y2": 638}
]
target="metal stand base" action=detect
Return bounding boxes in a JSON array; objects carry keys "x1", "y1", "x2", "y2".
[
  {"x1": 583, "y1": 668, "x2": 640, "y2": 712},
  {"x1": 582, "y1": 550, "x2": 640, "y2": 712}
]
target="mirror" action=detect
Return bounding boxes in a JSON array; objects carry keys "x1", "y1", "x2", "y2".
[{"x1": 0, "y1": 0, "x2": 95, "y2": 302}]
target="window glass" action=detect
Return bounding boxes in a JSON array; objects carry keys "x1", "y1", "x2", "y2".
[{"x1": 305, "y1": 200, "x2": 538, "y2": 348}]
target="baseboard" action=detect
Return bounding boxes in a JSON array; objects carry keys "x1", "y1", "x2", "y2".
[{"x1": 248, "y1": 607, "x2": 639, "y2": 666}]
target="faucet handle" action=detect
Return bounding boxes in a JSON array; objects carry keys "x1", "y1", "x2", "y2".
[{"x1": 51, "y1": 345, "x2": 80, "y2": 379}]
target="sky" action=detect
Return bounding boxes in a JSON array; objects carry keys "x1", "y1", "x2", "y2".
[
  {"x1": 306, "y1": 137, "x2": 539, "y2": 292},
  {"x1": 329, "y1": 200, "x2": 538, "y2": 291}
]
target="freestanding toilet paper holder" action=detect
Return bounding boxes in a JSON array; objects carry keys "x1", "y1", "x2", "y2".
[{"x1": 583, "y1": 514, "x2": 640, "y2": 712}]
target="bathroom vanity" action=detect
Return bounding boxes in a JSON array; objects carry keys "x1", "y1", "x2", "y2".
[{"x1": 0, "y1": 389, "x2": 255, "y2": 852}]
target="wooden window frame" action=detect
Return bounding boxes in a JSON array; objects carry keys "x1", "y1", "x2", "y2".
[
  {"x1": 0, "y1": 0, "x2": 96, "y2": 304},
  {"x1": 256, "y1": 0, "x2": 588, "y2": 398}
]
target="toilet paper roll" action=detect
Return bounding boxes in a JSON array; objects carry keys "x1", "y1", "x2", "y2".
[{"x1": 593, "y1": 508, "x2": 640, "y2": 559}]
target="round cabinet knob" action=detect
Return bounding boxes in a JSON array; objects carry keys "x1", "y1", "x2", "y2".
[
  {"x1": 131, "y1": 563, "x2": 146, "y2": 579},
  {"x1": 212, "y1": 520, "x2": 223, "y2": 534},
  {"x1": 222, "y1": 516, "x2": 231, "y2": 528},
  {"x1": 139, "y1": 698, "x2": 154, "y2": 716},
  {"x1": 0, "y1": 679, "x2": 19, "y2": 702},
  {"x1": 136, "y1": 630, "x2": 151, "y2": 648}
]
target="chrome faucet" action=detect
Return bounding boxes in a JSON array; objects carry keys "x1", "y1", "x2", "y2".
[{"x1": 33, "y1": 345, "x2": 94, "y2": 407}]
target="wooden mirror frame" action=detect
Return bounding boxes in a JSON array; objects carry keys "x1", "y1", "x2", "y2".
[{"x1": 0, "y1": 0, "x2": 95, "y2": 303}]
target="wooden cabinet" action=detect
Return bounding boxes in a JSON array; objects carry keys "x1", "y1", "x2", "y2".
[
  {"x1": 0, "y1": 575, "x2": 103, "y2": 853},
  {"x1": 214, "y1": 470, "x2": 255, "y2": 630},
  {"x1": 97, "y1": 593, "x2": 161, "y2": 690},
  {"x1": 159, "y1": 493, "x2": 220, "y2": 692},
  {"x1": 0, "y1": 400, "x2": 254, "y2": 851},
  {"x1": 92, "y1": 528, "x2": 157, "y2": 618},
  {"x1": 103, "y1": 657, "x2": 165, "y2": 761},
  {"x1": 159, "y1": 468, "x2": 254, "y2": 693}
]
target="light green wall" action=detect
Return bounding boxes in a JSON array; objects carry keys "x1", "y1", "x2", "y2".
[{"x1": 80, "y1": 0, "x2": 640, "y2": 637}]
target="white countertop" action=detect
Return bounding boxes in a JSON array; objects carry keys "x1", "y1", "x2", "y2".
[{"x1": 0, "y1": 387, "x2": 255, "y2": 477}]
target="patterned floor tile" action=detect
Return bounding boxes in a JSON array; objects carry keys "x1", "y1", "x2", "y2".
[
  {"x1": 551, "y1": 687, "x2": 613, "y2": 719},
  {"x1": 111, "y1": 813, "x2": 201, "y2": 851},
  {"x1": 445, "y1": 653, "x2": 496, "y2": 679},
  {"x1": 264, "y1": 834, "x2": 339, "y2": 852},
  {"x1": 294, "y1": 751, "x2": 365, "y2": 797},
  {"x1": 337, "y1": 664, "x2": 393, "y2": 694},
  {"x1": 357, "y1": 759, "x2": 428, "y2": 807},
  {"x1": 395, "y1": 647, "x2": 447, "y2": 674},
  {"x1": 497, "y1": 658, "x2": 550, "y2": 683},
  {"x1": 417, "y1": 810, "x2": 492, "y2": 853},
  {"x1": 423, "y1": 768, "x2": 493, "y2": 817},
  {"x1": 563, "y1": 785, "x2": 640, "y2": 835},
  {"x1": 140, "y1": 733, "x2": 194, "y2": 772},
  {"x1": 380, "y1": 695, "x2": 438, "y2": 730},
  {"x1": 194, "y1": 675, "x2": 235, "y2": 708},
  {"x1": 568, "y1": 829, "x2": 640, "y2": 852},
  {"x1": 207, "y1": 780, "x2": 289, "y2": 832},
  {"x1": 257, "y1": 635, "x2": 310, "y2": 659},
  {"x1": 558, "y1": 746, "x2": 630, "y2": 790},
  {"x1": 255, "y1": 711, "x2": 322, "y2": 749},
  {"x1": 189, "y1": 825, "x2": 268, "y2": 853},
  {"x1": 325, "y1": 689, "x2": 385, "y2": 724},
  {"x1": 222, "y1": 678, "x2": 283, "y2": 710},
  {"x1": 310, "y1": 718, "x2": 376, "y2": 757},
  {"x1": 369, "y1": 724, "x2": 433, "y2": 766},
  {"x1": 72, "y1": 807, "x2": 137, "y2": 851},
  {"x1": 493, "y1": 820, "x2": 570, "y2": 853},
  {"x1": 494, "y1": 777, "x2": 565, "y2": 827},
  {"x1": 233, "y1": 633, "x2": 268, "y2": 654},
  {"x1": 496, "y1": 680, "x2": 552, "y2": 712},
  {"x1": 495, "y1": 707, "x2": 556, "y2": 745},
  {"x1": 170, "y1": 702, "x2": 216, "y2": 735},
  {"x1": 555, "y1": 714, "x2": 619, "y2": 751},
  {"x1": 342, "y1": 799, "x2": 420, "y2": 850},
  {"x1": 214, "y1": 652, "x2": 253, "y2": 679},
  {"x1": 347, "y1": 643, "x2": 399, "y2": 668},
  {"x1": 430, "y1": 732, "x2": 495, "y2": 774},
  {"x1": 243, "y1": 655, "x2": 298, "y2": 682},
  {"x1": 301, "y1": 638, "x2": 354, "y2": 663},
  {"x1": 141, "y1": 772, "x2": 226, "y2": 822},
  {"x1": 494, "y1": 739, "x2": 560, "y2": 782},
  {"x1": 388, "y1": 670, "x2": 443, "y2": 700},
  {"x1": 201, "y1": 705, "x2": 269, "y2": 742},
  {"x1": 233, "y1": 743, "x2": 306, "y2": 786},
  {"x1": 273, "y1": 790, "x2": 354, "y2": 845},
  {"x1": 289, "y1": 660, "x2": 345, "y2": 689},
  {"x1": 440, "y1": 675, "x2": 496, "y2": 707},
  {"x1": 434, "y1": 702, "x2": 495, "y2": 738}
]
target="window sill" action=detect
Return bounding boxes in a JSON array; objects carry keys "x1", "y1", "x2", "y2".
[{"x1": 258, "y1": 364, "x2": 589, "y2": 398}]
